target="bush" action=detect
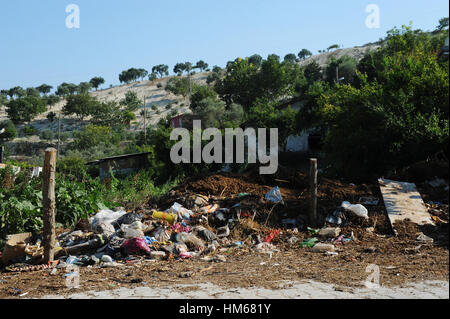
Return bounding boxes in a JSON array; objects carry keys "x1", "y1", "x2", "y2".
[
  {"x1": 40, "y1": 130, "x2": 54, "y2": 141},
  {"x1": 157, "y1": 82, "x2": 163, "y2": 88},
  {"x1": 73, "y1": 125, "x2": 120, "y2": 150},
  {"x1": 60, "y1": 132, "x2": 70, "y2": 142},
  {"x1": 120, "y1": 91, "x2": 142, "y2": 111},
  {"x1": 165, "y1": 77, "x2": 189, "y2": 97},
  {"x1": 24, "y1": 125, "x2": 39, "y2": 136},
  {"x1": 47, "y1": 112, "x2": 57, "y2": 122},
  {"x1": 0, "y1": 120, "x2": 18, "y2": 140}
]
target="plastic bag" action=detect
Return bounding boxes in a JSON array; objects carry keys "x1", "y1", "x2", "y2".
[
  {"x1": 175, "y1": 232, "x2": 205, "y2": 250},
  {"x1": 90, "y1": 209, "x2": 127, "y2": 231},
  {"x1": 265, "y1": 186, "x2": 283, "y2": 204},
  {"x1": 121, "y1": 238, "x2": 151, "y2": 255},
  {"x1": 167, "y1": 202, "x2": 194, "y2": 221},
  {"x1": 341, "y1": 201, "x2": 369, "y2": 219},
  {"x1": 152, "y1": 226, "x2": 171, "y2": 242}
]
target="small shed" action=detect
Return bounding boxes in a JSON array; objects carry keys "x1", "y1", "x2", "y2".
[
  {"x1": 170, "y1": 114, "x2": 184, "y2": 128},
  {"x1": 86, "y1": 152, "x2": 151, "y2": 181}
]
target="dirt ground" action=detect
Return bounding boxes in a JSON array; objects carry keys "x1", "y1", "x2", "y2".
[{"x1": 0, "y1": 169, "x2": 448, "y2": 299}]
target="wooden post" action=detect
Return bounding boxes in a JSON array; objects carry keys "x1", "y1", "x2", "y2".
[
  {"x1": 143, "y1": 96, "x2": 146, "y2": 142},
  {"x1": 0, "y1": 145, "x2": 4, "y2": 163},
  {"x1": 309, "y1": 158, "x2": 318, "y2": 227},
  {"x1": 43, "y1": 148, "x2": 57, "y2": 264}
]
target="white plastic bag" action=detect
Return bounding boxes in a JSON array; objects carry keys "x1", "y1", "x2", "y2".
[
  {"x1": 341, "y1": 201, "x2": 369, "y2": 219},
  {"x1": 90, "y1": 209, "x2": 127, "y2": 231}
]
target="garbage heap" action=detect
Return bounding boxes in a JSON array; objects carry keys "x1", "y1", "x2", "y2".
[{"x1": 0, "y1": 187, "x2": 371, "y2": 272}]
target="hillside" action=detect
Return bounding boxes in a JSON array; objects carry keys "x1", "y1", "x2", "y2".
[
  {"x1": 299, "y1": 43, "x2": 381, "y2": 68},
  {"x1": 0, "y1": 42, "x2": 382, "y2": 153}
]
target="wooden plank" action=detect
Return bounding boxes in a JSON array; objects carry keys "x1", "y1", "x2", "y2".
[{"x1": 378, "y1": 178, "x2": 434, "y2": 228}]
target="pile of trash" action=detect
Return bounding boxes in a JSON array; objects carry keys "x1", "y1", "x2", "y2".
[
  {"x1": 0, "y1": 184, "x2": 378, "y2": 273},
  {"x1": 0, "y1": 187, "x2": 289, "y2": 270}
]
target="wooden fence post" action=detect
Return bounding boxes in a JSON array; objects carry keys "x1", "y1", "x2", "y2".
[
  {"x1": 309, "y1": 158, "x2": 318, "y2": 227},
  {"x1": 43, "y1": 148, "x2": 57, "y2": 264}
]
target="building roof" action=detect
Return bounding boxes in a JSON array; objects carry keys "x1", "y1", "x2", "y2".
[{"x1": 86, "y1": 152, "x2": 151, "y2": 165}]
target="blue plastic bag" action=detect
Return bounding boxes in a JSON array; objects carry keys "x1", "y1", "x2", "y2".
[{"x1": 265, "y1": 186, "x2": 283, "y2": 204}]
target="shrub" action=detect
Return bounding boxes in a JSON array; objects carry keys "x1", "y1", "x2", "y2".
[
  {"x1": 0, "y1": 120, "x2": 18, "y2": 140},
  {"x1": 47, "y1": 112, "x2": 57, "y2": 122},
  {"x1": 73, "y1": 125, "x2": 120, "y2": 150},
  {"x1": 24, "y1": 125, "x2": 39, "y2": 136},
  {"x1": 40, "y1": 130, "x2": 54, "y2": 141},
  {"x1": 60, "y1": 132, "x2": 70, "y2": 142}
]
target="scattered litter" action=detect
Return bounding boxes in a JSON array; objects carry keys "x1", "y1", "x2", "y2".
[
  {"x1": 265, "y1": 186, "x2": 284, "y2": 204},
  {"x1": 416, "y1": 233, "x2": 434, "y2": 244},
  {"x1": 312, "y1": 243, "x2": 335, "y2": 253},
  {"x1": 341, "y1": 201, "x2": 369, "y2": 219},
  {"x1": 318, "y1": 227, "x2": 341, "y2": 238},
  {"x1": 121, "y1": 238, "x2": 151, "y2": 256},
  {"x1": 299, "y1": 238, "x2": 319, "y2": 248}
]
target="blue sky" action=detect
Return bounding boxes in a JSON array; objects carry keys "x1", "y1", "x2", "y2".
[{"x1": 0, "y1": 0, "x2": 448, "y2": 91}]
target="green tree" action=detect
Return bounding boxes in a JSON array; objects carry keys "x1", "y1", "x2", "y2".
[
  {"x1": 56, "y1": 83, "x2": 78, "y2": 97},
  {"x1": 36, "y1": 84, "x2": 53, "y2": 96},
  {"x1": 165, "y1": 77, "x2": 190, "y2": 97},
  {"x1": 0, "y1": 120, "x2": 18, "y2": 140},
  {"x1": 63, "y1": 93, "x2": 100, "y2": 120},
  {"x1": 206, "y1": 66, "x2": 224, "y2": 85},
  {"x1": 73, "y1": 125, "x2": 118, "y2": 150},
  {"x1": 303, "y1": 25, "x2": 449, "y2": 179},
  {"x1": 152, "y1": 65, "x2": 169, "y2": 78},
  {"x1": 190, "y1": 85, "x2": 217, "y2": 111},
  {"x1": 303, "y1": 60, "x2": 323, "y2": 84},
  {"x1": 284, "y1": 53, "x2": 298, "y2": 64},
  {"x1": 195, "y1": 60, "x2": 209, "y2": 72},
  {"x1": 325, "y1": 55, "x2": 357, "y2": 85},
  {"x1": 46, "y1": 94, "x2": 60, "y2": 108},
  {"x1": 437, "y1": 17, "x2": 449, "y2": 31},
  {"x1": 77, "y1": 82, "x2": 92, "y2": 94},
  {"x1": 6, "y1": 96, "x2": 47, "y2": 123},
  {"x1": 298, "y1": 49, "x2": 312, "y2": 60},
  {"x1": 148, "y1": 72, "x2": 157, "y2": 82},
  {"x1": 248, "y1": 54, "x2": 263, "y2": 68},
  {"x1": 8, "y1": 86, "x2": 25, "y2": 99},
  {"x1": 138, "y1": 68, "x2": 148, "y2": 81},
  {"x1": 90, "y1": 77, "x2": 105, "y2": 91},
  {"x1": 0, "y1": 92, "x2": 8, "y2": 106},
  {"x1": 47, "y1": 112, "x2": 57, "y2": 122},
  {"x1": 215, "y1": 57, "x2": 259, "y2": 109},
  {"x1": 120, "y1": 91, "x2": 142, "y2": 111},
  {"x1": 327, "y1": 44, "x2": 340, "y2": 51},
  {"x1": 173, "y1": 63, "x2": 186, "y2": 76},
  {"x1": 26, "y1": 87, "x2": 40, "y2": 97}
]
